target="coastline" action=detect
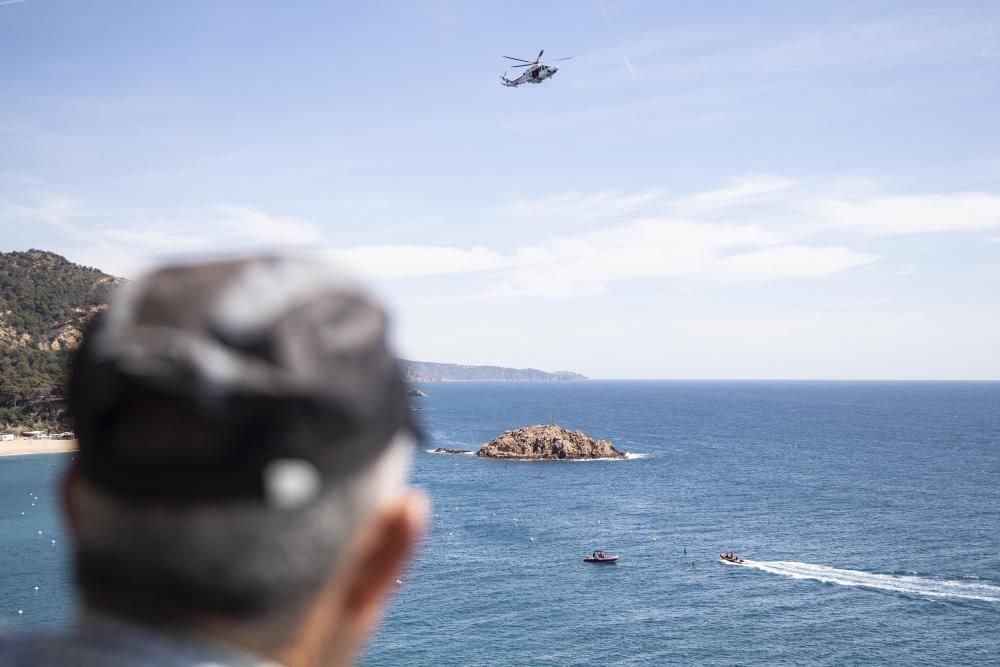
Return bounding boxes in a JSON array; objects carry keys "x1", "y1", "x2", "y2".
[{"x1": 0, "y1": 439, "x2": 78, "y2": 457}]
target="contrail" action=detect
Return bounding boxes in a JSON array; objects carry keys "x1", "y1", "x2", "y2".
[{"x1": 597, "y1": 0, "x2": 643, "y2": 82}]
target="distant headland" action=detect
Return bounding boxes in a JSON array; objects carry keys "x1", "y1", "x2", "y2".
[{"x1": 401, "y1": 360, "x2": 586, "y2": 382}]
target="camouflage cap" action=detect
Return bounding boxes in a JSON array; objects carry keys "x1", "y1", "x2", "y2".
[{"x1": 69, "y1": 254, "x2": 418, "y2": 507}]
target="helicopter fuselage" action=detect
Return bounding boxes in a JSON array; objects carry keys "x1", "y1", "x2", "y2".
[{"x1": 501, "y1": 64, "x2": 558, "y2": 87}]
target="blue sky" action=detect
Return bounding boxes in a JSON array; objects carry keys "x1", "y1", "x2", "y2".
[{"x1": 2, "y1": 1, "x2": 999, "y2": 378}]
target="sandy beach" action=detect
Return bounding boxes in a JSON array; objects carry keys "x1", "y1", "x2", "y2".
[{"x1": 0, "y1": 439, "x2": 78, "y2": 457}]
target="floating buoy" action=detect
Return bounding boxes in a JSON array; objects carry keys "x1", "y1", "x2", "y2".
[
  {"x1": 652, "y1": 537, "x2": 657, "y2": 542},
  {"x1": 395, "y1": 579, "x2": 402, "y2": 586},
  {"x1": 37, "y1": 530, "x2": 42, "y2": 535},
  {"x1": 17, "y1": 610, "x2": 23, "y2": 615},
  {"x1": 33, "y1": 586, "x2": 38, "y2": 591},
  {"x1": 51, "y1": 540, "x2": 56, "y2": 545}
]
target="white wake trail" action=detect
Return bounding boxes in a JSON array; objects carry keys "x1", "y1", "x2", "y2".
[{"x1": 740, "y1": 560, "x2": 1000, "y2": 603}]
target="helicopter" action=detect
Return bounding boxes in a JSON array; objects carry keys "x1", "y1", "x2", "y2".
[{"x1": 501, "y1": 49, "x2": 572, "y2": 87}]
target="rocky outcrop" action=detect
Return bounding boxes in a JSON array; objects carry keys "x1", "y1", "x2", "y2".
[
  {"x1": 46, "y1": 323, "x2": 85, "y2": 351},
  {"x1": 0, "y1": 251, "x2": 122, "y2": 352},
  {"x1": 476, "y1": 424, "x2": 625, "y2": 460}
]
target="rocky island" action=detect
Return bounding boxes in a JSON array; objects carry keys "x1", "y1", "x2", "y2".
[{"x1": 476, "y1": 424, "x2": 625, "y2": 460}]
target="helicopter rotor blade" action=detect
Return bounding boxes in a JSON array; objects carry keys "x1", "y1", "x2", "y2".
[
  {"x1": 511, "y1": 63, "x2": 532, "y2": 68},
  {"x1": 551, "y1": 57, "x2": 573, "y2": 62},
  {"x1": 503, "y1": 56, "x2": 534, "y2": 63},
  {"x1": 536, "y1": 49, "x2": 544, "y2": 63}
]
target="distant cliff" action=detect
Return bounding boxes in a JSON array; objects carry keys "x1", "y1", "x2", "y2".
[
  {"x1": 0, "y1": 250, "x2": 123, "y2": 428},
  {"x1": 400, "y1": 360, "x2": 586, "y2": 382}
]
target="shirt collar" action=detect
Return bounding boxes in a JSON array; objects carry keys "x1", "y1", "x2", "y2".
[{"x1": 79, "y1": 609, "x2": 287, "y2": 667}]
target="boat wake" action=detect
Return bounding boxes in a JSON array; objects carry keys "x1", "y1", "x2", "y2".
[
  {"x1": 740, "y1": 560, "x2": 1000, "y2": 602},
  {"x1": 570, "y1": 452, "x2": 648, "y2": 462}
]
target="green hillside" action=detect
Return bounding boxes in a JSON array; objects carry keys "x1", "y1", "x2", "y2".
[{"x1": 0, "y1": 250, "x2": 121, "y2": 429}]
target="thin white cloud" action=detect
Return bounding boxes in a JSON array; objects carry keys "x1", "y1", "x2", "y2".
[
  {"x1": 214, "y1": 205, "x2": 325, "y2": 246},
  {"x1": 674, "y1": 174, "x2": 796, "y2": 213},
  {"x1": 99, "y1": 228, "x2": 213, "y2": 253},
  {"x1": 7, "y1": 178, "x2": 994, "y2": 298},
  {"x1": 583, "y1": 10, "x2": 988, "y2": 84},
  {"x1": 345, "y1": 217, "x2": 874, "y2": 298},
  {"x1": 327, "y1": 245, "x2": 506, "y2": 280},
  {"x1": 0, "y1": 199, "x2": 328, "y2": 276},
  {"x1": 809, "y1": 193, "x2": 1000, "y2": 236},
  {"x1": 505, "y1": 190, "x2": 662, "y2": 223},
  {"x1": 505, "y1": 177, "x2": 1000, "y2": 242},
  {"x1": 2, "y1": 195, "x2": 85, "y2": 238},
  {"x1": 350, "y1": 179, "x2": 1000, "y2": 296},
  {"x1": 712, "y1": 245, "x2": 877, "y2": 282}
]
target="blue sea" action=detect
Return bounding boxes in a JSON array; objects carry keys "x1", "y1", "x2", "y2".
[{"x1": 2, "y1": 381, "x2": 999, "y2": 665}]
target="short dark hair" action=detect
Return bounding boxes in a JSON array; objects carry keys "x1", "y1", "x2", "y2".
[{"x1": 72, "y1": 439, "x2": 410, "y2": 621}]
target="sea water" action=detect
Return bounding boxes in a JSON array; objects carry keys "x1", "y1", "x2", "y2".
[{"x1": 1, "y1": 382, "x2": 998, "y2": 665}]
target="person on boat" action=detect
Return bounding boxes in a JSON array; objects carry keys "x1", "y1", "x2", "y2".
[{"x1": 0, "y1": 255, "x2": 428, "y2": 667}]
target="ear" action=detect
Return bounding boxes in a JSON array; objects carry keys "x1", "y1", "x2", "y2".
[
  {"x1": 276, "y1": 491, "x2": 428, "y2": 667},
  {"x1": 341, "y1": 490, "x2": 428, "y2": 626}
]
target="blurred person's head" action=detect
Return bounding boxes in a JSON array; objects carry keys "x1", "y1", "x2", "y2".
[{"x1": 63, "y1": 255, "x2": 427, "y2": 667}]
